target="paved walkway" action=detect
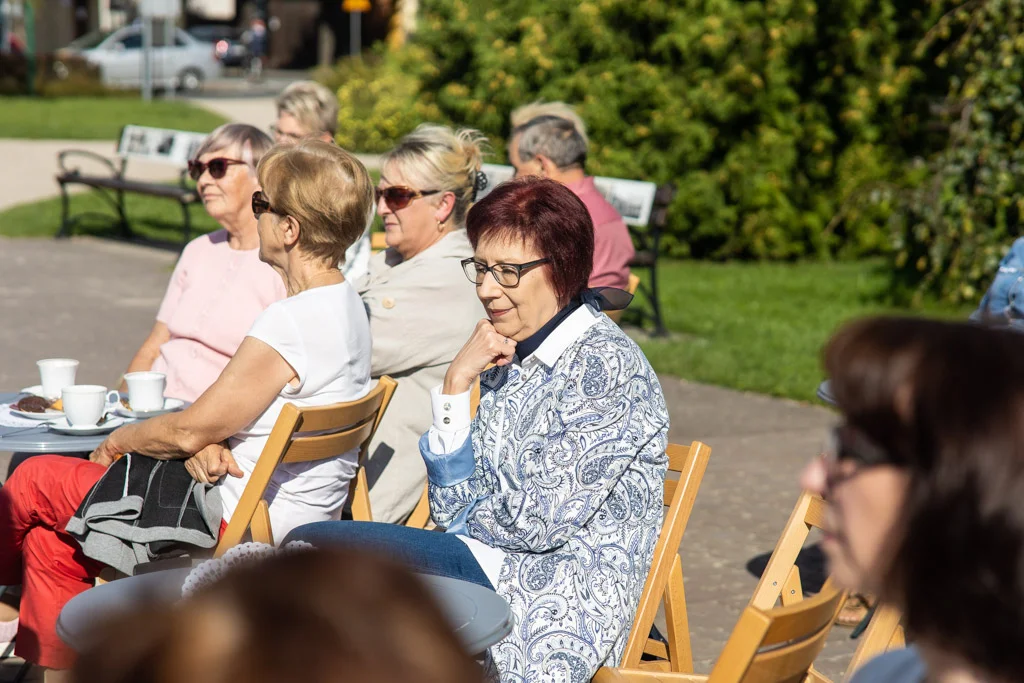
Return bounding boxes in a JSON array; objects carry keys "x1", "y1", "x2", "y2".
[{"x1": 0, "y1": 237, "x2": 857, "y2": 680}]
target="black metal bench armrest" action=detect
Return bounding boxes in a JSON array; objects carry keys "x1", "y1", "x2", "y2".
[
  {"x1": 57, "y1": 149, "x2": 123, "y2": 179},
  {"x1": 177, "y1": 167, "x2": 194, "y2": 192}
]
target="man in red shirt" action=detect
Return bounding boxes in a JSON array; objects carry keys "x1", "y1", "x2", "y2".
[{"x1": 507, "y1": 112, "x2": 634, "y2": 289}]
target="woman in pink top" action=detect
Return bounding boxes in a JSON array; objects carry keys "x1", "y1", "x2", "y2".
[{"x1": 121, "y1": 124, "x2": 287, "y2": 402}]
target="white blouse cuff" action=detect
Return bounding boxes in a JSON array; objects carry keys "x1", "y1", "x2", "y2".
[{"x1": 428, "y1": 384, "x2": 472, "y2": 454}]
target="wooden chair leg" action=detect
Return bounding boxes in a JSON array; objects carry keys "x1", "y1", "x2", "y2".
[{"x1": 663, "y1": 554, "x2": 693, "y2": 673}]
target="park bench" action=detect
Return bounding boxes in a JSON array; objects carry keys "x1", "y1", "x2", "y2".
[
  {"x1": 479, "y1": 164, "x2": 672, "y2": 336},
  {"x1": 56, "y1": 125, "x2": 207, "y2": 247}
]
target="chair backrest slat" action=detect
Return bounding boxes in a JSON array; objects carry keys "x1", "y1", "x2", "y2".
[
  {"x1": 281, "y1": 418, "x2": 376, "y2": 464},
  {"x1": 215, "y1": 377, "x2": 397, "y2": 556},
  {"x1": 708, "y1": 581, "x2": 845, "y2": 683},
  {"x1": 289, "y1": 391, "x2": 385, "y2": 433}
]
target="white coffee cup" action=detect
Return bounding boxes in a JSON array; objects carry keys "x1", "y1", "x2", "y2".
[
  {"x1": 124, "y1": 371, "x2": 167, "y2": 412},
  {"x1": 62, "y1": 385, "x2": 119, "y2": 427},
  {"x1": 37, "y1": 358, "x2": 79, "y2": 400}
]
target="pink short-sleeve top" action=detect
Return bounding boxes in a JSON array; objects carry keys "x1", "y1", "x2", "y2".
[{"x1": 151, "y1": 229, "x2": 287, "y2": 402}]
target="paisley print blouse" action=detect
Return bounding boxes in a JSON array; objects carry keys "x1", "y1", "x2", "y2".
[{"x1": 421, "y1": 307, "x2": 670, "y2": 681}]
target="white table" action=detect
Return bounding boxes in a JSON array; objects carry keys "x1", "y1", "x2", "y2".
[
  {"x1": 0, "y1": 392, "x2": 119, "y2": 454},
  {"x1": 57, "y1": 566, "x2": 514, "y2": 656}
]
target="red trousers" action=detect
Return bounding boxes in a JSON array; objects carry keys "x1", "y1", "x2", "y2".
[{"x1": 0, "y1": 455, "x2": 106, "y2": 669}]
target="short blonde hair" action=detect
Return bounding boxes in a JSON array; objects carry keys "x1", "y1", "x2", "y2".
[
  {"x1": 509, "y1": 100, "x2": 589, "y2": 147},
  {"x1": 380, "y1": 124, "x2": 489, "y2": 228},
  {"x1": 275, "y1": 81, "x2": 340, "y2": 137},
  {"x1": 257, "y1": 141, "x2": 374, "y2": 268}
]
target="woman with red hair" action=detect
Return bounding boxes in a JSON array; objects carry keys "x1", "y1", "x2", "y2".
[{"x1": 286, "y1": 176, "x2": 670, "y2": 682}]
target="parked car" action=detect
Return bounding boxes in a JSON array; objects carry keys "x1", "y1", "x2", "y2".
[
  {"x1": 57, "y1": 26, "x2": 222, "y2": 92},
  {"x1": 187, "y1": 24, "x2": 250, "y2": 69}
]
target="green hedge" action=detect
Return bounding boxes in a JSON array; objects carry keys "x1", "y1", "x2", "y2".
[
  {"x1": 321, "y1": 0, "x2": 1024, "y2": 304},
  {"x1": 887, "y1": 0, "x2": 1024, "y2": 304},
  {"x1": 323, "y1": 0, "x2": 945, "y2": 262}
]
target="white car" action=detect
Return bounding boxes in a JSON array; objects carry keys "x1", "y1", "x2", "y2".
[{"x1": 60, "y1": 25, "x2": 223, "y2": 92}]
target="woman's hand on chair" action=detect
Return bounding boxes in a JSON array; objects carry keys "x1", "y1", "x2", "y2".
[
  {"x1": 443, "y1": 319, "x2": 516, "y2": 395},
  {"x1": 185, "y1": 442, "x2": 243, "y2": 484}
]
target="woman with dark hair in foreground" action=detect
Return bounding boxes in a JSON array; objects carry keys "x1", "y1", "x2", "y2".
[
  {"x1": 286, "y1": 177, "x2": 671, "y2": 682},
  {"x1": 806, "y1": 316, "x2": 1024, "y2": 683}
]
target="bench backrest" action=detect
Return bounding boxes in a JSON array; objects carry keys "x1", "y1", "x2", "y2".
[
  {"x1": 478, "y1": 163, "x2": 658, "y2": 227},
  {"x1": 117, "y1": 125, "x2": 208, "y2": 167}
]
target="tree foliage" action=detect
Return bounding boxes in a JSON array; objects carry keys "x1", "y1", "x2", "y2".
[
  {"x1": 888, "y1": 0, "x2": 1024, "y2": 304},
  {"x1": 324, "y1": 0, "x2": 1024, "y2": 304}
]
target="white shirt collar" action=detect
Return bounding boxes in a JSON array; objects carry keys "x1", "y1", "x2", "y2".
[{"x1": 527, "y1": 305, "x2": 600, "y2": 369}]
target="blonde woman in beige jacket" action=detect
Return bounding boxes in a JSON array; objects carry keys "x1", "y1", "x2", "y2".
[{"x1": 356, "y1": 124, "x2": 488, "y2": 523}]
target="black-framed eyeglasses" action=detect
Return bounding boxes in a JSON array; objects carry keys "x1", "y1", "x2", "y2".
[
  {"x1": 187, "y1": 157, "x2": 247, "y2": 181},
  {"x1": 251, "y1": 190, "x2": 277, "y2": 219},
  {"x1": 823, "y1": 424, "x2": 895, "y2": 492},
  {"x1": 461, "y1": 257, "x2": 551, "y2": 287},
  {"x1": 374, "y1": 185, "x2": 442, "y2": 212}
]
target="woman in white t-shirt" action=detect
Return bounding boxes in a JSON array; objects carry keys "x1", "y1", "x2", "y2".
[
  {"x1": 89, "y1": 139, "x2": 376, "y2": 538},
  {"x1": 0, "y1": 140, "x2": 375, "y2": 671}
]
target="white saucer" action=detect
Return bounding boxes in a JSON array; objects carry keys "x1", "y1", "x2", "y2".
[
  {"x1": 114, "y1": 398, "x2": 186, "y2": 419},
  {"x1": 47, "y1": 416, "x2": 125, "y2": 436},
  {"x1": 10, "y1": 406, "x2": 64, "y2": 420}
]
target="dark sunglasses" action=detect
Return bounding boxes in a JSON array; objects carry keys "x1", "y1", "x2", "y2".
[
  {"x1": 374, "y1": 185, "x2": 441, "y2": 211},
  {"x1": 188, "y1": 157, "x2": 248, "y2": 181},
  {"x1": 823, "y1": 424, "x2": 896, "y2": 492},
  {"x1": 251, "y1": 190, "x2": 276, "y2": 219},
  {"x1": 461, "y1": 257, "x2": 552, "y2": 287}
]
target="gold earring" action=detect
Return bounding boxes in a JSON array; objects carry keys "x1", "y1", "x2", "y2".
[{"x1": 437, "y1": 219, "x2": 444, "y2": 232}]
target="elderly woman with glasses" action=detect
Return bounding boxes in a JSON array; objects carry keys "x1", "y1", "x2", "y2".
[
  {"x1": 0, "y1": 141, "x2": 376, "y2": 672},
  {"x1": 286, "y1": 176, "x2": 670, "y2": 682},
  {"x1": 121, "y1": 123, "x2": 286, "y2": 403},
  {"x1": 352, "y1": 124, "x2": 487, "y2": 523},
  {"x1": 803, "y1": 316, "x2": 1024, "y2": 683}
]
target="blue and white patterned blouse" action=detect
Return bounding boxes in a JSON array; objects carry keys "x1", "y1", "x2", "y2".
[{"x1": 420, "y1": 305, "x2": 670, "y2": 681}]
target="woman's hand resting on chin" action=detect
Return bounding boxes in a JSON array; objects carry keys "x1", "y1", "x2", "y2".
[{"x1": 442, "y1": 319, "x2": 516, "y2": 395}]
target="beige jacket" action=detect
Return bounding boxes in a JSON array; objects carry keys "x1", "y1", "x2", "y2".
[{"x1": 356, "y1": 230, "x2": 482, "y2": 522}]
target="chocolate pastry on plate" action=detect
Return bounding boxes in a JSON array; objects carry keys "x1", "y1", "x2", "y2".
[{"x1": 15, "y1": 396, "x2": 52, "y2": 413}]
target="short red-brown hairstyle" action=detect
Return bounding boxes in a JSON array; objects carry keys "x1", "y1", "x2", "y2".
[{"x1": 466, "y1": 176, "x2": 593, "y2": 305}]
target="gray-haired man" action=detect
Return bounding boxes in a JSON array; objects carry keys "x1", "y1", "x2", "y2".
[{"x1": 508, "y1": 111, "x2": 634, "y2": 289}]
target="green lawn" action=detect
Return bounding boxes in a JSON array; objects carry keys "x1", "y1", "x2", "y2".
[
  {"x1": 635, "y1": 260, "x2": 972, "y2": 402},
  {"x1": 0, "y1": 97, "x2": 228, "y2": 140},
  {"x1": 0, "y1": 191, "x2": 972, "y2": 403}
]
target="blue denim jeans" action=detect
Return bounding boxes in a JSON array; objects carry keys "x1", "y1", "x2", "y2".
[{"x1": 283, "y1": 521, "x2": 494, "y2": 590}]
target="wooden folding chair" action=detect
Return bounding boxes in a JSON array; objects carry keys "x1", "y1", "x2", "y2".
[
  {"x1": 749, "y1": 491, "x2": 905, "y2": 678},
  {"x1": 403, "y1": 376, "x2": 483, "y2": 530},
  {"x1": 591, "y1": 440, "x2": 712, "y2": 678},
  {"x1": 594, "y1": 580, "x2": 847, "y2": 683},
  {"x1": 607, "y1": 272, "x2": 642, "y2": 324},
  {"x1": 215, "y1": 376, "x2": 397, "y2": 555}
]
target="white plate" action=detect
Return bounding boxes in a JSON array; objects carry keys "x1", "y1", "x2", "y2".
[
  {"x1": 15, "y1": 385, "x2": 66, "y2": 419},
  {"x1": 10, "y1": 406, "x2": 65, "y2": 420},
  {"x1": 114, "y1": 397, "x2": 186, "y2": 419},
  {"x1": 47, "y1": 416, "x2": 125, "y2": 436}
]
